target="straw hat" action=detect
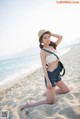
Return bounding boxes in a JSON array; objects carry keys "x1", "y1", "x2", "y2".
[{"x1": 38, "y1": 29, "x2": 49, "y2": 39}]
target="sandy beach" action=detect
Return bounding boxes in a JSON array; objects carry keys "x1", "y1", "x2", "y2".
[{"x1": 0, "y1": 44, "x2": 80, "y2": 119}]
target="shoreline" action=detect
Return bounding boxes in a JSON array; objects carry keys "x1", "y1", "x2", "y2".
[{"x1": 0, "y1": 66, "x2": 42, "y2": 93}]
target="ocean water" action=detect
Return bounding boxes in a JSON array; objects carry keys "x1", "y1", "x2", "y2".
[
  {"x1": 0, "y1": 39, "x2": 80, "y2": 85},
  {"x1": 0, "y1": 52, "x2": 41, "y2": 85}
]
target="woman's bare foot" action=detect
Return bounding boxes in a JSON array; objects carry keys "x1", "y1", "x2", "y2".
[{"x1": 19, "y1": 103, "x2": 31, "y2": 111}]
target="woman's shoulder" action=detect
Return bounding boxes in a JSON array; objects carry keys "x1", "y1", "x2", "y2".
[{"x1": 40, "y1": 49, "x2": 46, "y2": 56}]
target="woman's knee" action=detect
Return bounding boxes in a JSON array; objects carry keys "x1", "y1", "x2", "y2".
[
  {"x1": 57, "y1": 80, "x2": 70, "y2": 93},
  {"x1": 46, "y1": 98, "x2": 56, "y2": 104},
  {"x1": 46, "y1": 99, "x2": 53, "y2": 104}
]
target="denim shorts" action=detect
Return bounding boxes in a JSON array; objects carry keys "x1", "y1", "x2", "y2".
[{"x1": 44, "y1": 62, "x2": 62, "y2": 87}]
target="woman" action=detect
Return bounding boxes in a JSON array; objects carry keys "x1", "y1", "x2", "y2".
[{"x1": 19, "y1": 29, "x2": 70, "y2": 111}]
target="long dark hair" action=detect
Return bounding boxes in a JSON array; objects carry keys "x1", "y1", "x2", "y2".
[{"x1": 39, "y1": 31, "x2": 57, "y2": 50}]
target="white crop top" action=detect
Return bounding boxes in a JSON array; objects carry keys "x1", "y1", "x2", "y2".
[{"x1": 44, "y1": 48, "x2": 61, "y2": 64}]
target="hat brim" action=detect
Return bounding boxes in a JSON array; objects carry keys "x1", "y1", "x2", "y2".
[{"x1": 39, "y1": 31, "x2": 51, "y2": 42}]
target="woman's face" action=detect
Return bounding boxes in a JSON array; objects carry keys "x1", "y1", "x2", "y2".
[{"x1": 42, "y1": 33, "x2": 51, "y2": 45}]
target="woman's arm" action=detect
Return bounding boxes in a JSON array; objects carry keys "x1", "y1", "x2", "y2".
[
  {"x1": 40, "y1": 50, "x2": 52, "y2": 89},
  {"x1": 50, "y1": 33, "x2": 63, "y2": 46},
  {"x1": 40, "y1": 50, "x2": 49, "y2": 81}
]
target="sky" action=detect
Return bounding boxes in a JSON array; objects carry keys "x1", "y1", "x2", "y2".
[{"x1": 0, "y1": 0, "x2": 80, "y2": 58}]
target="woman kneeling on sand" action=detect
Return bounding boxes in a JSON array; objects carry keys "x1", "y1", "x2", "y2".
[{"x1": 19, "y1": 29, "x2": 70, "y2": 111}]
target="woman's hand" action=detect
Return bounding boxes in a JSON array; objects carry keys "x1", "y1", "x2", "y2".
[
  {"x1": 49, "y1": 31, "x2": 53, "y2": 36},
  {"x1": 49, "y1": 31, "x2": 63, "y2": 46},
  {"x1": 47, "y1": 80, "x2": 52, "y2": 89}
]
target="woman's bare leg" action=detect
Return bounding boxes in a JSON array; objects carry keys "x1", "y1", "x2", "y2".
[
  {"x1": 19, "y1": 87, "x2": 56, "y2": 111},
  {"x1": 56, "y1": 88, "x2": 67, "y2": 94},
  {"x1": 43, "y1": 89, "x2": 65, "y2": 96},
  {"x1": 56, "y1": 80, "x2": 70, "y2": 94},
  {"x1": 43, "y1": 81, "x2": 70, "y2": 96}
]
